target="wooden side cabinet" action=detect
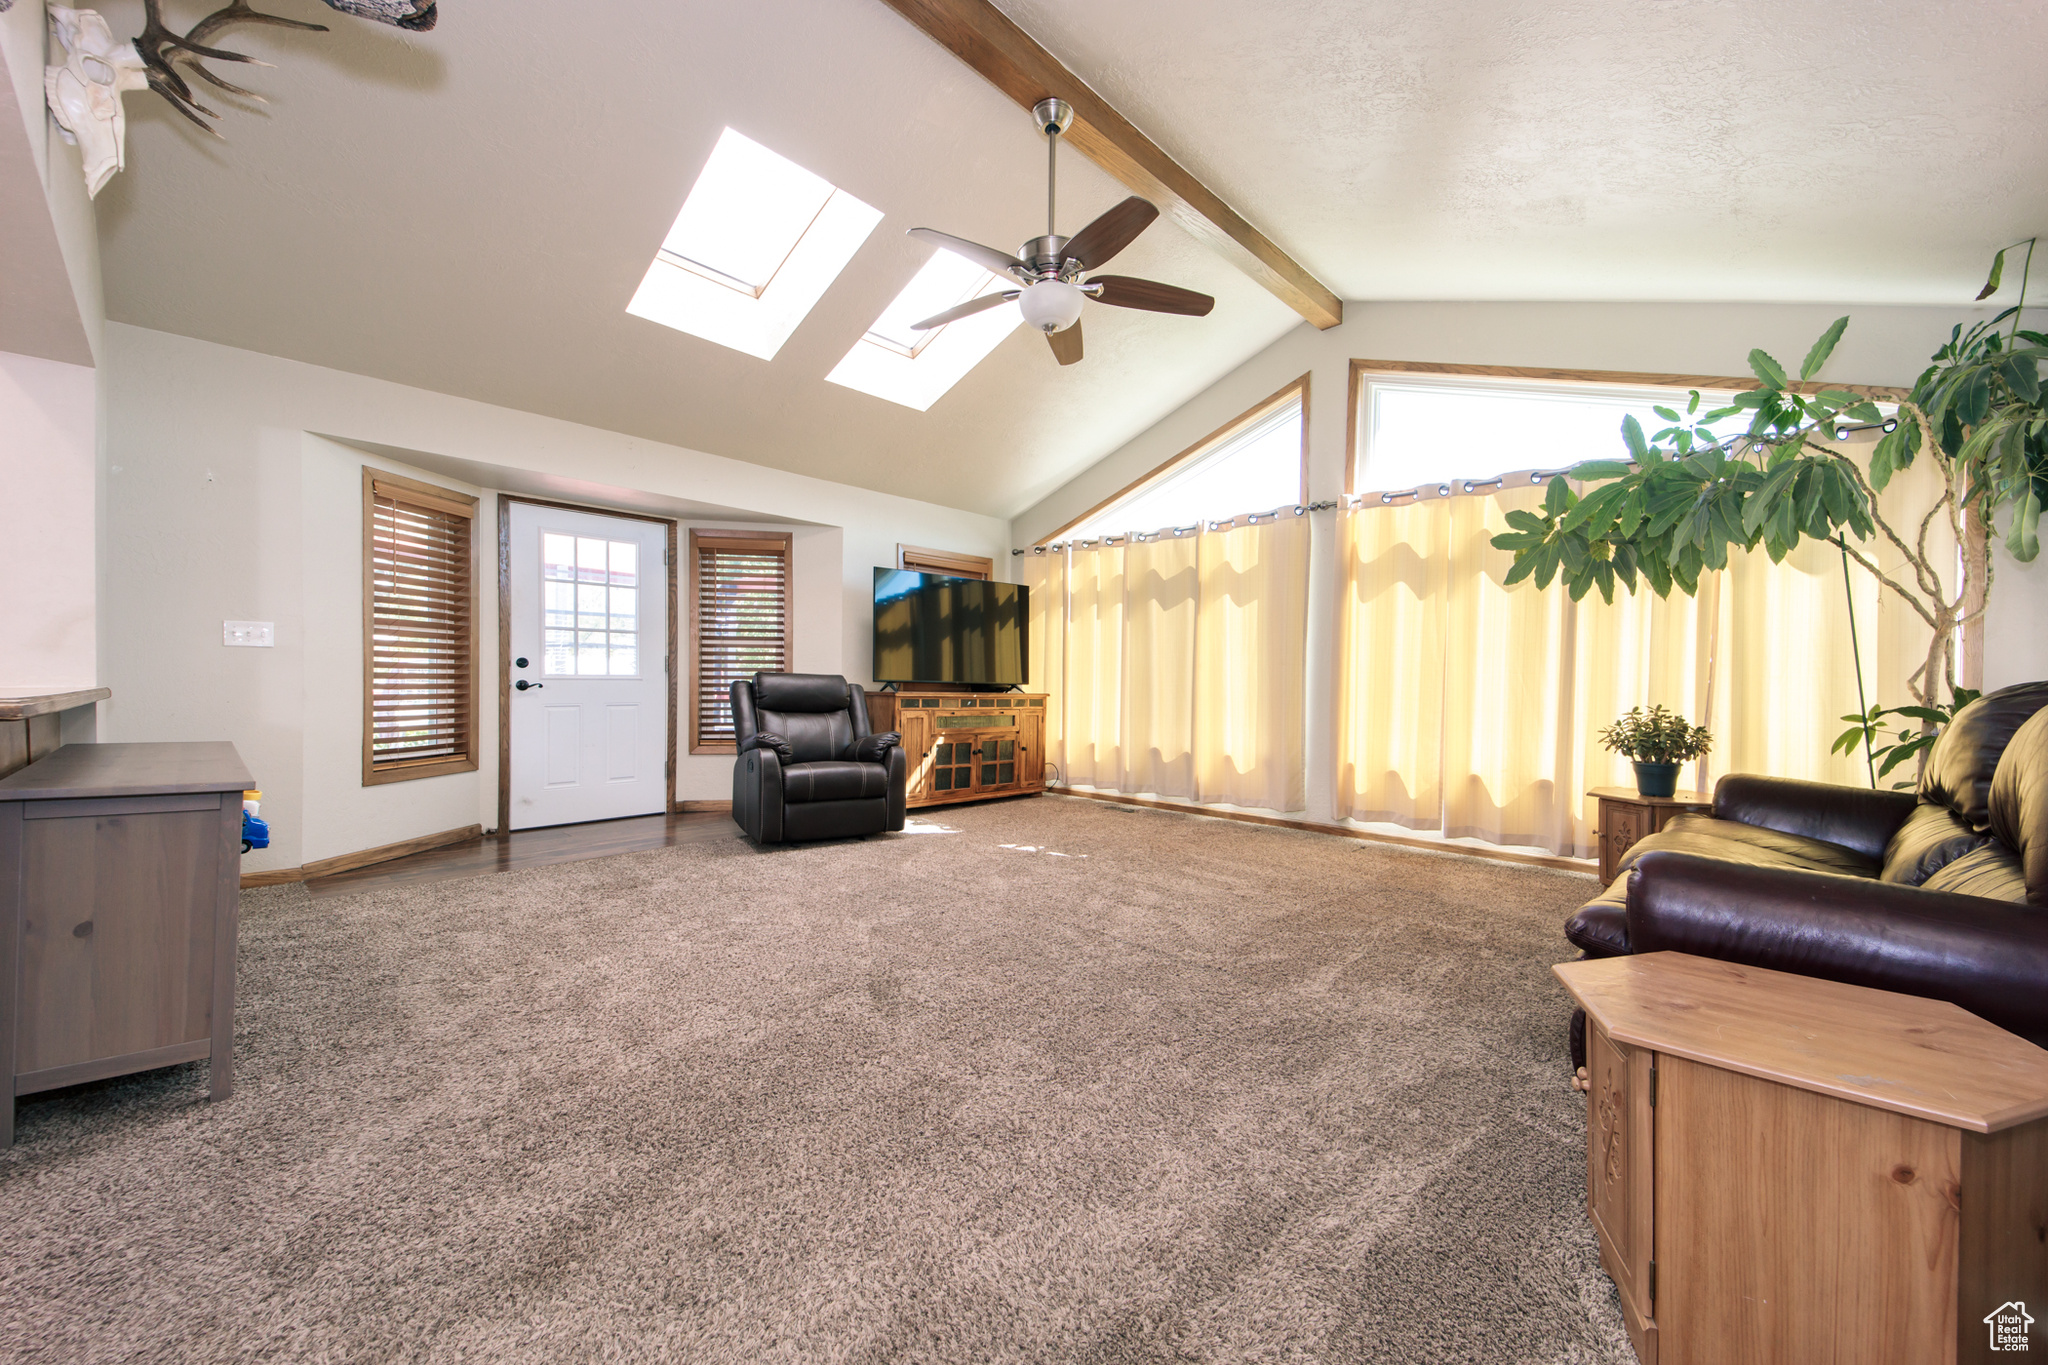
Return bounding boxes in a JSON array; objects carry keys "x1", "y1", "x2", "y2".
[
  {"x1": 0, "y1": 742, "x2": 254, "y2": 1147},
  {"x1": 1588, "y1": 787, "x2": 1712, "y2": 882},
  {"x1": 1556, "y1": 951, "x2": 2048, "y2": 1365},
  {"x1": 866, "y1": 692, "x2": 1047, "y2": 809}
]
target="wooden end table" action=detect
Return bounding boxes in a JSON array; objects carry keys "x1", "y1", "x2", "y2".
[
  {"x1": 1553, "y1": 951, "x2": 2048, "y2": 1365},
  {"x1": 1588, "y1": 786, "x2": 1712, "y2": 882}
]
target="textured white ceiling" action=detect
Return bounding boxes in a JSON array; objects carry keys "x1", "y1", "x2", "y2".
[
  {"x1": 1004, "y1": 0, "x2": 2048, "y2": 305},
  {"x1": 90, "y1": 0, "x2": 2047, "y2": 519}
]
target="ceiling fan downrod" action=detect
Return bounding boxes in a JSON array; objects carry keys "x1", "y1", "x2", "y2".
[{"x1": 1034, "y1": 98, "x2": 1074, "y2": 255}]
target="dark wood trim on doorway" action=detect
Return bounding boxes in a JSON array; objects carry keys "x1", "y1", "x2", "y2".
[{"x1": 496, "y1": 495, "x2": 680, "y2": 833}]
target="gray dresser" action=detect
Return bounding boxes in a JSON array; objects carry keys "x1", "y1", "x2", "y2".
[{"x1": 0, "y1": 742, "x2": 254, "y2": 1146}]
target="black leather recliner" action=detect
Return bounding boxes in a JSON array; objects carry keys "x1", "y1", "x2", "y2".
[{"x1": 730, "y1": 672, "x2": 906, "y2": 844}]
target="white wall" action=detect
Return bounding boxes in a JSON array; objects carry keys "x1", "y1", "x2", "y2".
[
  {"x1": 0, "y1": 349, "x2": 96, "y2": 687},
  {"x1": 1014, "y1": 299, "x2": 2037, "y2": 823},
  {"x1": 102, "y1": 323, "x2": 1008, "y2": 872},
  {"x1": 1985, "y1": 545, "x2": 2048, "y2": 692}
]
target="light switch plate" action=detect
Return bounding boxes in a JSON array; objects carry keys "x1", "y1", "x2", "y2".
[{"x1": 223, "y1": 620, "x2": 275, "y2": 648}]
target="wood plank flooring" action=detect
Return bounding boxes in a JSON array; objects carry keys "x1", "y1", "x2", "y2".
[{"x1": 303, "y1": 811, "x2": 735, "y2": 900}]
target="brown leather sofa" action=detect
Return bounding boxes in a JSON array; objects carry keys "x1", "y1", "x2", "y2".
[{"x1": 1565, "y1": 680, "x2": 2048, "y2": 1059}]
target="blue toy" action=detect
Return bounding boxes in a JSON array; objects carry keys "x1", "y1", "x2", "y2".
[{"x1": 241, "y1": 811, "x2": 270, "y2": 853}]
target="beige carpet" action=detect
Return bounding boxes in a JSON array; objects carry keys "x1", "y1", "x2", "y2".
[{"x1": 0, "y1": 796, "x2": 1631, "y2": 1364}]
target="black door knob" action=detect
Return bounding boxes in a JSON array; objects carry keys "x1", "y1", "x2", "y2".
[
  {"x1": 515, "y1": 680, "x2": 544, "y2": 691},
  {"x1": 515, "y1": 657, "x2": 529, "y2": 669}
]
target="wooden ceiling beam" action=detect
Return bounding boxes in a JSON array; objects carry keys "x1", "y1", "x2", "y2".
[{"x1": 877, "y1": 0, "x2": 1343, "y2": 331}]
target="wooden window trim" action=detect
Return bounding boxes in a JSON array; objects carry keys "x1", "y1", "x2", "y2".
[
  {"x1": 1343, "y1": 359, "x2": 1913, "y2": 496},
  {"x1": 689, "y1": 528, "x2": 794, "y2": 755},
  {"x1": 1038, "y1": 373, "x2": 1309, "y2": 546},
  {"x1": 362, "y1": 468, "x2": 480, "y2": 787},
  {"x1": 896, "y1": 544, "x2": 993, "y2": 580}
]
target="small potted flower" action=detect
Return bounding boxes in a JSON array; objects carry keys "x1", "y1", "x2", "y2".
[{"x1": 1598, "y1": 705, "x2": 1713, "y2": 798}]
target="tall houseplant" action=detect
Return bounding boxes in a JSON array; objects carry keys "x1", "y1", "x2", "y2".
[{"x1": 1492, "y1": 244, "x2": 2048, "y2": 765}]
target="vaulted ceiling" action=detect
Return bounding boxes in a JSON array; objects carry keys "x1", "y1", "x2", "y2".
[{"x1": 90, "y1": 0, "x2": 2048, "y2": 518}]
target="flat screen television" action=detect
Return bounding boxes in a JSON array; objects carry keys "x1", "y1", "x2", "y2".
[{"x1": 873, "y1": 568, "x2": 1030, "y2": 687}]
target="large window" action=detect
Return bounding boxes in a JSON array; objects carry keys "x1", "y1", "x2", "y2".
[
  {"x1": 1348, "y1": 363, "x2": 1737, "y2": 493},
  {"x1": 1051, "y1": 377, "x2": 1307, "y2": 544},
  {"x1": 688, "y1": 529, "x2": 793, "y2": 752},
  {"x1": 363, "y1": 470, "x2": 479, "y2": 785}
]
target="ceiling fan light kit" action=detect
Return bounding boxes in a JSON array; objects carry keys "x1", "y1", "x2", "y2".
[{"x1": 904, "y1": 98, "x2": 1216, "y2": 366}]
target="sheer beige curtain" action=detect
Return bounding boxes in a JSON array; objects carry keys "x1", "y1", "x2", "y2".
[
  {"x1": 1334, "y1": 449, "x2": 1930, "y2": 857},
  {"x1": 1121, "y1": 534, "x2": 1199, "y2": 798},
  {"x1": 1440, "y1": 487, "x2": 1579, "y2": 850},
  {"x1": 1064, "y1": 542, "x2": 1125, "y2": 789},
  {"x1": 1049, "y1": 516, "x2": 1308, "y2": 813},
  {"x1": 1022, "y1": 549, "x2": 1068, "y2": 779},
  {"x1": 1336, "y1": 499, "x2": 1447, "y2": 828},
  {"x1": 1194, "y1": 516, "x2": 1309, "y2": 810}
]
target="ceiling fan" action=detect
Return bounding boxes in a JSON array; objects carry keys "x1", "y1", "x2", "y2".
[{"x1": 905, "y1": 99, "x2": 1215, "y2": 366}]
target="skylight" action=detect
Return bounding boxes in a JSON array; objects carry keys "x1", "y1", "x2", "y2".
[
  {"x1": 627, "y1": 128, "x2": 880, "y2": 361},
  {"x1": 826, "y1": 249, "x2": 1022, "y2": 410}
]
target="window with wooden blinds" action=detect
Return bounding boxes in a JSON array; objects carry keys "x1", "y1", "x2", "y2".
[
  {"x1": 363, "y1": 470, "x2": 480, "y2": 784},
  {"x1": 689, "y1": 529, "x2": 793, "y2": 752}
]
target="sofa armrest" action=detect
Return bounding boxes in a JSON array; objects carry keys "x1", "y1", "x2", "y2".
[
  {"x1": 732, "y1": 747, "x2": 785, "y2": 844},
  {"x1": 884, "y1": 744, "x2": 906, "y2": 832},
  {"x1": 1626, "y1": 850, "x2": 2048, "y2": 1046},
  {"x1": 1712, "y1": 774, "x2": 1918, "y2": 861}
]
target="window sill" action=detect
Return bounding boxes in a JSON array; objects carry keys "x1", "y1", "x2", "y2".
[{"x1": 364, "y1": 755, "x2": 479, "y2": 786}]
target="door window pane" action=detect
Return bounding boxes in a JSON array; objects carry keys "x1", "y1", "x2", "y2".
[{"x1": 543, "y1": 532, "x2": 646, "y2": 676}]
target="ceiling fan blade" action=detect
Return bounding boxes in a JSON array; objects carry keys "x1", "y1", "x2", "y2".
[
  {"x1": 907, "y1": 227, "x2": 1029, "y2": 278},
  {"x1": 910, "y1": 291, "x2": 1019, "y2": 331},
  {"x1": 1060, "y1": 197, "x2": 1159, "y2": 272},
  {"x1": 1088, "y1": 275, "x2": 1215, "y2": 317},
  {"x1": 1046, "y1": 321, "x2": 1083, "y2": 366}
]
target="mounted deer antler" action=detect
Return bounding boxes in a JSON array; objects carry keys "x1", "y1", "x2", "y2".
[
  {"x1": 44, "y1": 0, "x2": 437, "y2": 193},
  {"x1": 129, "y1": 0, "x2": 435, "y2": 134},
  {"x1": 133, "y1": 0, "x2": 328, "y2": 134}
]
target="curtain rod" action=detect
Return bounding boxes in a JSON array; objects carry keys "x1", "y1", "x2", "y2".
[{"x1": 1014, "y1": 500, "x2": 1342, "y2": 554}]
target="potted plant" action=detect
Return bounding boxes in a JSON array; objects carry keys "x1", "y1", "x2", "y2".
[{"x1": 1599, "y1": 705, "x2": 1713, "y2": 798}]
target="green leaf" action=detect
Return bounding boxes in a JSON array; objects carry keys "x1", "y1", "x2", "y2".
[
  {"x1": 1748, "y1": 348, "x2": 1788, "y2": 389},
  {"x1": 2002, "y1": 354, "x2": 2041, "y2": 403},
  {"x1": 2011, "y1": 488, "x2": 2042, "y2": 562},
  {"x1": 1800, "y1": 317, "x2": 1850, "y2": 380},
  {"x1": 1741, "y1": 462, "x2": 1801, "y2": 535},
  {"x1": 1702, "y1": 405, "x2": 1744, "y2": 422},
  {"x1": 1978, "y1": 247, "x2": 2007, "y2": 301},
  {"x1": 1503, "y1": 509, "x2": 1547, "y2": 532},
  {"x1": 1503, "y1": 554, "x2": 1537, "y2": 586},
  {"x1": 1544, "y1": 475, "x2": 1573, "y2": 517},
  {"x1": 1573, "y1": 460, "x2": 1635, "y2": 481},
  {"x1": 1653, "y1": 405, "x2": 1681, "y2": 423},
  {"x1": 1620, "y1": 415, "x2": 1649, "y2": 462},
  {"x1": 1562, "y1": 481, "x2": 1632, "y2": 537}
]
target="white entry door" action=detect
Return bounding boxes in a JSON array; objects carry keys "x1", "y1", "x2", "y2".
[{"x1": 508, "y1": 504, "x2": 670, "y2": 830}]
